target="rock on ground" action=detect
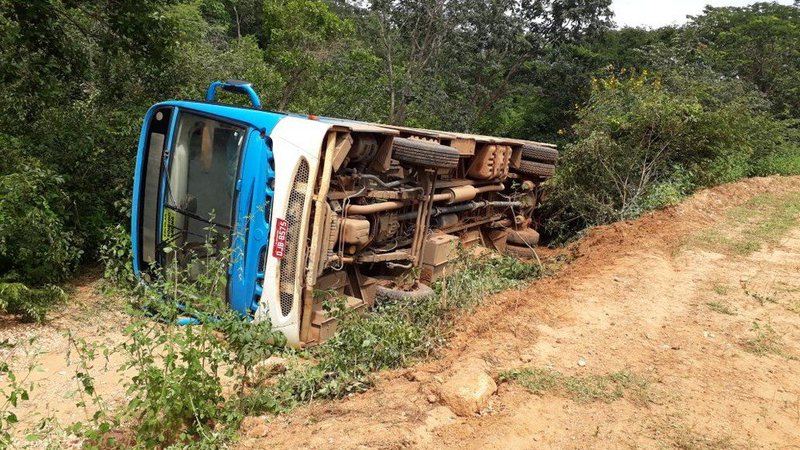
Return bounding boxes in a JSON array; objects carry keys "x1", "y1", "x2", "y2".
[
  {"x1": 438, "y1": 365, "x2": 497, "y2": 416},
  {"x1": 240, "y1": 416, "x2": 269, "y2": 438}
]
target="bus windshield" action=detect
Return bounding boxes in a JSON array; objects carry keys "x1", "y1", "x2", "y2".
[{"x1": 161, "y1": 112, "x2": 245, "y2": 259}]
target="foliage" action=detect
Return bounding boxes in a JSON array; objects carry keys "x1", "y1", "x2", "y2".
[
  {"x1": 40, "y1": 245, "x2": 536, "y2": 447},
  {"x1": 542, "y1": 67, "x2": 800, "y2": 241},
  {"x1": 0, "y1": 159, "x2": 81, "y2": 286},
  {"x1": 743, "y1": 320, "x2": 783, "y2": 356},
  {"x1": 120, "y1": 314, "x2": 233, "y2": 447},
  {"x1": 683, "y1": 2, "x2": 800, "y2": 118},
  {"x1": 1, "y1": 1, "x2": 799, "y2": 299},
  {"x1": 2, "y1": 239, "x2": 287, "y2": 448},
  {"x1": 263, "y1": 0, "x2": 353, "y2": 110},
  {"x1": 2, "y1": 0, "x2": 800, "y2": 445},
  {"x1": 116, "y1": 240, "x2": 285, "y2": 448},
  {"x1": 98, "y1": 224, "x2": 135, "y2": 287},
  {"x1": 706, "y1": 301, "x2": 736, "y2": 315},
  {"x1": 0, "y1": 147, "x2": 76, "y2": 321},
  {"x1": 0, "y1": 339, "x2": 38, "y2": 450},
  {"x1": 0, "y1": 283, "x2": 67, "y2": 323}
]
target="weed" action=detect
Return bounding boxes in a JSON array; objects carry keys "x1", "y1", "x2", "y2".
[
  {"x1": 730, "y1": 239, "x2": 760, "y2": 255},
  {"x1": 4, "y1": 205, "x2": 544, "y2": 447},
  {"x1": 0, "y1": 337, "x2": 42, "y2": 449},
  {"x1": 743, "y1": 321, "x2": 783, "y2": 356},
  {"x1": 98, "y1": 224, "x2": 135, "y2": 289},
  {"x1": 0, "y1": 283, "x2": 67, "y2": 323},
  {"x1": 670, "y1": 424, "x2": 736, "y2": 450},
  {"x1": 711, "y1": 284, "x2": 730, "y2": 296},
  {"x1": 498, "y1": 368, "x2": 561, "y2": 395},
  {"x1": 742, "y1": 282, "x2": 777, "y2": 305},
  {"x1": 92, "y1": 232, "x2": 285, "y2": 448},
  {"x1": 73, "y1": 244, "x2": 543, "y2": 447},
  {"x1": 748, "y1": 291, "x2": 777, "y2": 305},
  {"x1": 706, "y1": 302, "x2": 736, "y2": 315},
  {"x1": 55, "y1": 334, "x2": 121, "y2": 448},
  {"x1": 499, "y1": 367, "x2": 649, "y2": 404}
]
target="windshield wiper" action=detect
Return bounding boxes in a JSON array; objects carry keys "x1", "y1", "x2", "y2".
[{"x1": 164, "y1": 204, "x2": 233, "y2": 231}]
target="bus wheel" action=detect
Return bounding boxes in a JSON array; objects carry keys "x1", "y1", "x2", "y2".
[{"x1": 375, "y1": 282, "x2": 435, "y2": 303}]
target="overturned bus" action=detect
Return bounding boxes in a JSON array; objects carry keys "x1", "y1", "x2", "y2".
[{"x1": 131, "y1": 80, "x2": 557, "y2": 347}]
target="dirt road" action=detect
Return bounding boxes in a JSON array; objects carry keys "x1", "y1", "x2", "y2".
[{"x1": 238, "y1": 176, "x2": 800, "y2": 449}]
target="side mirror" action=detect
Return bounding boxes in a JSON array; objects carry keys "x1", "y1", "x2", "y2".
[{"x1": 205, "y1": 80, "x2": 262, "y2": 109}]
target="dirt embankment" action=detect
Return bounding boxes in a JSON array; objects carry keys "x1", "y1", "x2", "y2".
[{"x1": 238, "y1": 176, "x2": 800, "y2": 449}]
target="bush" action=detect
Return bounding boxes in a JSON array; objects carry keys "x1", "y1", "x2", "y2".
[
  {"x1": 542, "y1": 68, "x2": 800, "y2": 242},
  {"x1": 98, "y1": 224, "x2": 135, "y2": 288},
  {"x1": 748, "y1": 119, "x2": 800, "y2": 177},
  {"x1": 0, "y1": 151, "x2": 80, "y2": 321},
  {"x1": 117, "y1": 240, "x2": 285, "y2": 448},
  {"x1": 0, "y1": 283, "x2": 66, "y2": 323},
  {"x1": 33, "y1": 97, "x2": 142, "y2": 256},
  {"x1": 0, "y1": 163, "x2": 82, "y2": 286}
]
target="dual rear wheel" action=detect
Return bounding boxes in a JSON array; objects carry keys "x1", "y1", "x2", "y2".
[{"x1": 517, "y1": 143, "x2": 557, "y2": 179}]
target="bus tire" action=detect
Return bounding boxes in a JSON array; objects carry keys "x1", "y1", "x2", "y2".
[
  {"x1": 392, "y1": 138, "x2": 460, "y2": 169},
  {"x1": 521, "y1": 144, "x2": 558, "y2": 164},
  {"x1": 375, "y1": 283, "x2": 435, "y2": 303},
  {"x1": 505, "y1": 244, "x2": 538, "y2": 259},
  {"x1": 518, "y1": 160, "x2": 555, "y2": 178}
]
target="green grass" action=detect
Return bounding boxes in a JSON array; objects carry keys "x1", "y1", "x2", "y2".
[
  {"x1": 706, "y1": 301, "x2": 736, "y2": 315},
  {"x1": 498, "y1": 367, "x2": 649, "y2": 404},
  {"x1": 711, "y1": 283, "x2": 731, "y2": 296},
  {"x1": 742, "y1": 321, "x2": 783, "y2": 356},
  {"x1": 684, "y1": 192, "x2": 800, "y2": 256}
]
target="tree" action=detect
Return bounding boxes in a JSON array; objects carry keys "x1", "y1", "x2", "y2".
[
  {"x1": 263, "y1": 0, "x2": 353, "y2": 110},
  {"x1": 683, "y1": 2, "x2": 800, "y2": 118},
  {"x1": 345, "y1": 0, "x2": 613, "y2": 130}
]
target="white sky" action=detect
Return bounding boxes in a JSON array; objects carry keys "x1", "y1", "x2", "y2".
[{"x1": 612, "y1": 0, "x2": 796, "y2": 28}]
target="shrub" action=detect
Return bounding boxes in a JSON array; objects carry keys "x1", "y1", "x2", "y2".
[
  {"x1": 98, "y1": 224, "x2": 135, "y2": 288},
  {"x1": 0, "y1": 283, "x2": 67, "y2": 323},
  {"x1": 32, "y1": 97, "x2": 142, "y2": 256},
  {"x1": 0, "y1": 152, "x2": 80, "y2": 321},
  {"x1": 749, "y1": 120, "x2": 800, "y2": 177},
  {"x1": 542, "y1": 68, "x2": 800, "y2": 242},
  {"x1": 0, "y1": 163, "x2": 82, "y2": 286},
  {"x1": 117, "y1": 240, "x2": 285, "y2": 448},
  {"x1": 1, "y1": 344, "x2": 38, "y2": 448}
]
